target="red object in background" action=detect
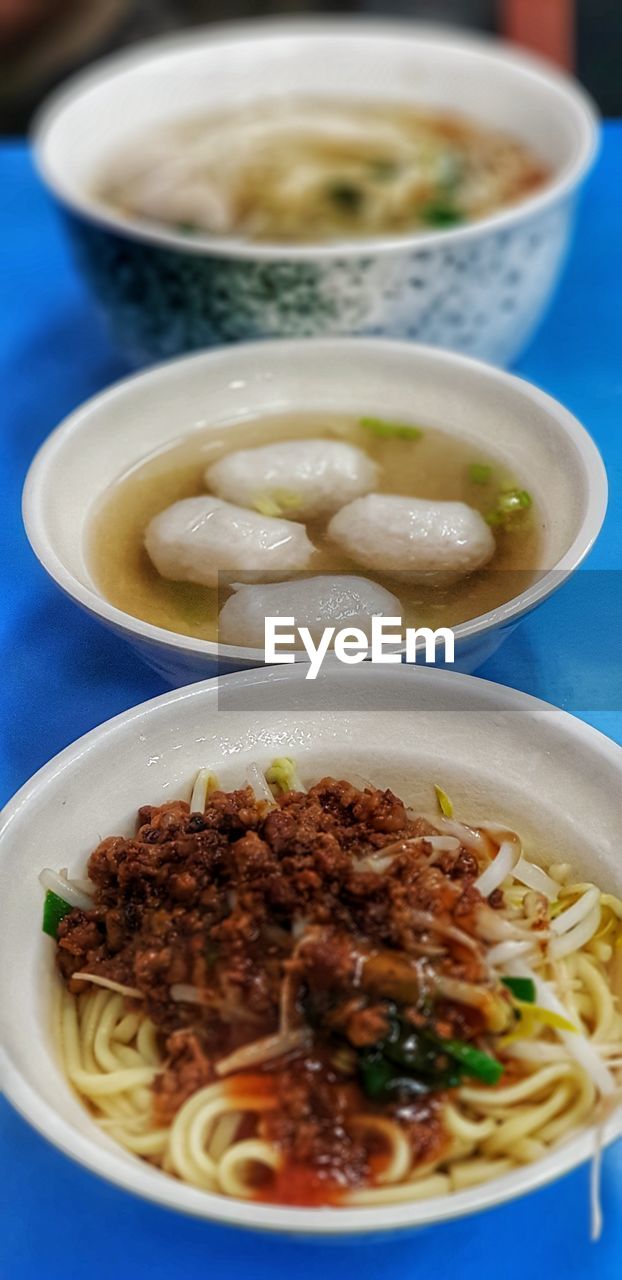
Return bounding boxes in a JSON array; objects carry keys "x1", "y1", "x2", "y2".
[{"x1": 500, "y1": 0, "x2": 575, "y2": 70}]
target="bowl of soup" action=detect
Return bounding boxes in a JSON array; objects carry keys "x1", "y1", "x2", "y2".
[
  {"x1": 22, "y1": 338, "x2": 606, "y2": 687},
  {"x1": 32, "y1": 19, "x2": 598, "y2": 367},
  {"x1": 0, "y1": 661, "x2": 621, "y2": 1234}
]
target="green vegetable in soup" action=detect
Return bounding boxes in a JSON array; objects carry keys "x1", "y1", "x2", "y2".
[
  {"x1": 359, "y1": 417, "x2": 424, "y2": 441},
  {"x1": 252, "y1": 490, "x2": 302, "y2": 518},
  {"x1": 486, "y1": 488, "x2": 533, "y2": 528},
  {"x1": 419, "y1": 200, "x2": 464, "y2": 227},
  {"x1": 468, "y1": 463, "x2": 493, "y2": 485},
  {"x1": 326, "y1": 181, "x2": 365, "y2": 213}
]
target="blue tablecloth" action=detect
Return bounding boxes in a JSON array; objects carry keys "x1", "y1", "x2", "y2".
[{"x1": 2, "y1": 127, "x2": 622, "y2": 1278}]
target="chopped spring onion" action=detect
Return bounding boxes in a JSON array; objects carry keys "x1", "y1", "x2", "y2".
[
  {"x1": 252, "y1": 490, "x2": 302, "y2": 518},
  {"x1": 265, "y1": 757, "x2": 306, "y2": 796},
  {"x1": 501, "y1": 976, "x2": 536, "y2": 1003},
  {"x1": 419, "y1": 200, "x2": 463, "y2": 227},
  {"x1": 42, "y1": 890, "x2": 73, "y2": 939},
  {"x1": 498, "y1": 488, "x2": 532, "y2": 514},
  {"x1": 326, "y1": 181, "x2": 364, "y2": 212},
  {"x1": 486, "y1": 488, "x2": 532, "y2": 527},
  {"x1": 359, "y1": 1050, "x2": 405, "y2": 1099},
  {"x1": 468, "y1": 463, "x2": 492, "y2": 485},
  {"x1": 434, "y1": 784, "x2": 454, "y2": 818},
  {"x1": 253, "y1": 494, "x2": 281, "y2": 517},
  {"x1": 358, "y1": 1023, "x2": 463, "y2": 1099},
  {"x1": 359, "y1": 417, "x2": 424, "y2": 441},
  {"x1": 443, "y1": 1040, "x2": 504, "y2": 1085}
]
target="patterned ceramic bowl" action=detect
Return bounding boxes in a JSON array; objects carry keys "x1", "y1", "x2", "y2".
[{"x1": 33, "y1": 20, "x2": 598, "y2": 368}]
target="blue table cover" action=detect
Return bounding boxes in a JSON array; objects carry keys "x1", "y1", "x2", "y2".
[{"x1": 2, "y1": 125, "x2": 622, "y2": 1278}]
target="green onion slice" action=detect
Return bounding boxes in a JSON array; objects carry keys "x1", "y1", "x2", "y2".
[
  {"x1": 419, "y1": 201, "x2": 463, "y2": 227},
  {"x1": 468, "y1": 463, "x2": 492, "y2": 485},
  {"x1": 502, "y1": 976, "x2": 536, "y2": 1003},
  {"x1": 42, "y1": 889, "x2": 73, "y2": 939},
  {"x1": 486, "y1": 488, "x2": 533, "y2": 527},
  {"x1": 443, "y1": 1039, "x2": 504, "y2": 1085},
  {"x1": 359, "y1": 417, "x2": 424, "y2": 441}
]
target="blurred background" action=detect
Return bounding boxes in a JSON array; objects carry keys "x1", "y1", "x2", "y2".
[{"x1": 0, "y1": 0, "x2": 620, "y2": 135}]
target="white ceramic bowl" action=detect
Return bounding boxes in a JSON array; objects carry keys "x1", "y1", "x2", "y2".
[
  {"x1": 0, "y1": 661, "x2": 620, "y2": 1234},
  {"x1": 33, "y1": 19, "x2": 598, "y2": 367},
  {"x1": 22, "y1": 337, "x2": 607, "y2": 687}
]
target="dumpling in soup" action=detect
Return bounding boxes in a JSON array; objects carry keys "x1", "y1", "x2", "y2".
[
  {"x1": 144, "y1": 495, "x2": 315, "y2": 588},
  {"x1": 206, "y1": 439, "x2": 378, "y2": 520},
  {"x1": 328, "y1": 494, "x2": 495, "y2": 584},
  {"x1": 218, "y1": 574, "x2": 402, "y2": 647}
]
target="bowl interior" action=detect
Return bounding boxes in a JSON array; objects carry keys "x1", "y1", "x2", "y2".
[
  {"x1": 0, "y1": 662, "x2": 620, "y2": 1233},
  {"x1": 36, "y1": 22, "x2": 594, "y2": 224},
  {"x1": 24, "y1": 339, "x2": 602, "y2": 656}
]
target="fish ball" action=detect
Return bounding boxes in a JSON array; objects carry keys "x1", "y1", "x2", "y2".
[
  {"x1": 218, "y1": 575, "x2": 403, "y2": 648},
  {"x1": 328, "y1": 494, "x2": 495, "y2": 584},
  {"x1": 206, "y1": 439, "x2": 378, "y2": 519},
  {"x1": 144, "y1": 496, "x2": 315, "y2": 588}
]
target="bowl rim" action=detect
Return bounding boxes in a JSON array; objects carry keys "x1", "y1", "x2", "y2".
[
  {"x1": 0, "y1": 661, "x2": 621, "y2": 1234},
  {"x1": 31, "y1": 16, "x2": 600, "y2": 263},
  {"x1": 21, "y1": 336, "x2": 609, "y2": 666}
]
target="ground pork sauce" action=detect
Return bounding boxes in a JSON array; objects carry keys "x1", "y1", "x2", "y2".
[{"x1": 54, "y1": 778, "x2": 512, "y2": 1204}]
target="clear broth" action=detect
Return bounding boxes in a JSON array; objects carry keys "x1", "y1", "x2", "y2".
[{"x1": 88, "y1": 413, "x2": 543, "y2": 645}]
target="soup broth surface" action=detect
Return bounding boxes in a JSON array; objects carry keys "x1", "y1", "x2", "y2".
[
  {"x1": 100, "y1": 99, "x2": 549, "y2": 243},
  {"x1": 89, "y1": 412, "x2": 543, "y2": 644}
]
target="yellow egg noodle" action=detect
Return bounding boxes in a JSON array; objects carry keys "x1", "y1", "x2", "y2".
[{"x1": 54, "y1": 786, "x2": 622, "y2": 1209}]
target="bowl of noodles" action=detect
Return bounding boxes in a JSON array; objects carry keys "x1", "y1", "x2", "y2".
[
  {"x1": 0, "y1": 662, "x2": 620, "y2": 1235},
  {"x1": 32, "y1": 19, "x2": 598, "y2": 366}
]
